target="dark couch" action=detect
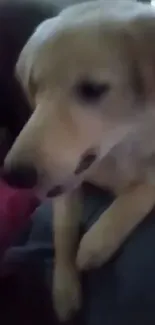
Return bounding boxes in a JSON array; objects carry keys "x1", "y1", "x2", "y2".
[{"x1": 0, "y1": 0, "x2": 58, "y2": 164}]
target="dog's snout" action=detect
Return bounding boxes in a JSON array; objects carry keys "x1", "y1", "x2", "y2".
[
  {"x1": 2, "y1": 164, "x2": 38, "y2": 189},
  {"x1": 75, "y1": 150, "x2": 97, "y2": 175}
]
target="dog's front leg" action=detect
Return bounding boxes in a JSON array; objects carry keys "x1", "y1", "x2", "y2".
[
  {"x1": 77, "y1": 183, "x2": 155, "y2": 271},
  {"x1": 52, "y1": 190, "x2": 82, "y2": 321}
]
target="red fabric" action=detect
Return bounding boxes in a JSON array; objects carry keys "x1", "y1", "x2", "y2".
[{"x1": 0, "y1": 179, "x2": 40, "y2": 256}]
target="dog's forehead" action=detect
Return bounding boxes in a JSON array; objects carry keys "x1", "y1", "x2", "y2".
[
  {"x1": 40, "y1": 26, "x2": 117, "y2": 64},
  {"x1": 31, "y1": 23, "x2": 127, "y2": 87},
  {"x1": 29, "y1": 0, "x2": 152, "y2": 85}
]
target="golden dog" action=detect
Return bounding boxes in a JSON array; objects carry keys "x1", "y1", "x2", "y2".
[{"x1": 4, "y1": 0, "x2": 155, "y2": 321}]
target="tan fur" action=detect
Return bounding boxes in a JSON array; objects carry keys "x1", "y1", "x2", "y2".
[{"x1": 4, "y1": 1, "x2": 155, "y2": 321}]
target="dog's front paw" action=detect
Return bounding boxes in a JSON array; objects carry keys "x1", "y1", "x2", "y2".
[
  {"x1": 76, "y1": 220, "x2": 120, "y2": 270},
  {"x1": 53, "y1": 264, "x2": 81, "y2": 322}
]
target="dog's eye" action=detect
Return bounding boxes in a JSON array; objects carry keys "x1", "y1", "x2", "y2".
[{"x1": 74, "y1": 81, "x2": 110, "y2": 103}]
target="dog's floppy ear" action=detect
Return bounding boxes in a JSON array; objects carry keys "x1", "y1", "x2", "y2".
[
  {"x1": 15, "y1": 17, "x2": 59, "y2": 105},
  {"x1": 127, "y1": 13, "x2": 155, "y2": 104},
  {"x1": 15, "y1": 37, "x2": 36, "y2": 105}
]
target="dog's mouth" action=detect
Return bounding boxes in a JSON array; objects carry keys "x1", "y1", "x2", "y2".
[
  {"x1": 46, "y1": 150, "x2": 98, "y2": 198},
  {"x1": 46, "y1": 181, "x2": 81, "y2": 198},
  {"x1": 47, "y1": 185, "x2": 65, "y2": 198},
  {"x1": 46, "y1": 175, "x2": 84, "y2": 199}
]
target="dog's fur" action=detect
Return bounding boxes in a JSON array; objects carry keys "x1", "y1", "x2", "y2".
[{"x1": 4, "y1": 0, "x2": 155, "y2": 321}]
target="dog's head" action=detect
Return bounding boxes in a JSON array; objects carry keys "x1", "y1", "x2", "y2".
[{"x1": 3, "y1": 1, "x2": 155, "y2": 197}]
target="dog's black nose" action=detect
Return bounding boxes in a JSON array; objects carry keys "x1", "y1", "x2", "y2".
[{"x1": 2, "y1": 164, "x2": 38, "y2": 189}]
